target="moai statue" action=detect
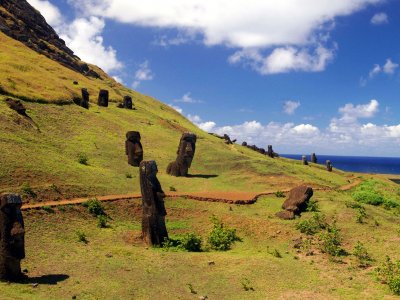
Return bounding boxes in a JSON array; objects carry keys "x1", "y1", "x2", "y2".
[
  {"x1": 81, "y1": 88, "x2": 89, "y2": 109},
  {"x1": 139, "y1": 161, "x2": 168, "y2": 246},
  {"x1": 311, "y1": 153, "x2": 317, "y2": 164},
  {"x1": 267, "y1": 145, "x2": 274, "y2": 158},
  {"x1": 302, "y1": 155, "x2": 308, "y2": 165},
  {"x1": 0, "y1": 193, "x2": 25, "y2": 281},
  {"x1": 166, "y1": 132, "x2": 197, "y2": 177},
  {"x1": 276, "y1": 185, "x2": 314, "y2": 220},
  {"x1": 125, "y1": 131, "x2": 143, "y2": 167},
  {"x1": 123, "y1": 96, "x2": 133, "y2": 109},
  {"x1": 326, "y1": 160, "x2": 333, "y2": 172},
  {"x1": 242, "y1": 141, "x2": 247, "y2": 147},
  {"x1": 98, "y1": 89, "x2": 109, "y2": 107}
]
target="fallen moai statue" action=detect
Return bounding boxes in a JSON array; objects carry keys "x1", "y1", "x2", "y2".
[
  {"x1": 241, "y1": 142, "x2": 279, "y2": 157},
  {"x1": 276, "y1": 185, "x2": 314, "y2": 220},
  {"x1": 166, "y1": 132, "x2": 197, "y2": 177},
  {"x1": 139, "y1": 161, "x2": 168, "y2": 246},
  {"x1": 97, "y1": 89, "x2": 109, "y2": 107},
  {"x1": 125, "y1": 131, "x2": 143, "y2": 167},
  {"x1": 5, "y1": 98, "x2": 27, "y2": 116},
  {"x1": 0, "y1": 193, "x2": 25, "y2": 281},
  {"x1": 326, "y1": 160, "x2": 333, "y2": 172}
]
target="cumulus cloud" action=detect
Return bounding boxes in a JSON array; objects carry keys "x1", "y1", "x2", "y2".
[
  {"x1": 27, "y1": 0, "x2": 63, "y2": 26},
  {"x1": 283, "y1": 100, "x2": 301, "y2": 115},
  {"x1": 371, "y1": 12, "x2": 388, "y2": 25},
  {"x1": 173, "y1": 92, "x2": 203, "y2": 103},
  {"x1": 168, "y1": 104, "x2": 183, "y2": 114},
  {"x1": 362, "y1": 59, "x2": 399, "y2": 85},
  {"x1": 69, "y1": 0, "x2": 382, "y2": 75},
  {"x1": 338, "y1": 99, "x2": 379, "y2": 122},
  {"x1": 132, "y1": 61, "x2": 154, "y2": 88}
]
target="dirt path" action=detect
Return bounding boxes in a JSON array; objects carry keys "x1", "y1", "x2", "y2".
[{"x1": 21, "y1": 178, "x2": 362, "y2": 210}]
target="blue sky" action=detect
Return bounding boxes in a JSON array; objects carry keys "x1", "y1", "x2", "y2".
[{"x1": 28, "y1": 0, "x2": 400, "y2": 156}]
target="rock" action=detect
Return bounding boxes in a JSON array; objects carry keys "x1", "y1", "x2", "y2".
[
  {"x1": 0, "y1": 193, "x2": 25, "y2": 281},
  {"x1": 302, "y1": 155, "x2": 308, "y2": 165},
  {"x1": 276, "y1": 185, "x2": 313, "y2": 220},
  {"x1": 125, "y1": 131, "x2": 143, "y2": 167},
  {"x1": 97, "y1": 90, "x2": 109, "y2": 107},
  {"x1": 123, "y1": 96, "x2": 133, "y2": 109},
  {"x1": 311, "y1": 153, "x2": 317, "y2": 163},
  {"x1": 326, "y1": 160, "x2": 333, "y2": 172},
  {"x1": 140, "y1": 161, "x2": 168, "y2": 246},
  {"x1": 5, "y1": 98, "x2": 27, "y2": 116},
  {"x1": 166, "y1": 132, "x2": 197, "y2": 177}
]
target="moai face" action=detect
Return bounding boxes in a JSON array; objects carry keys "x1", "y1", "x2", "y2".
[
  {"x1": 98, "y1": 89, "x2": 109, "y2": 107},
  {"x1": 177, "y1": 133, "x2": 196, "y2": 167},
  {"x1": 123, "y1": 96, "x2": 133, "y2": 109},
  {"x1": 126, "y1": 131, "x2": 143, "y2": 167}
]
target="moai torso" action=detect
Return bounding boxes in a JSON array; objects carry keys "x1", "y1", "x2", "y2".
[
  {"x1": 0, "y1": 193, "x2": 25, "y2": 281},
  {"x1": 125, "y1": 131, "x2": 143, "y2": 167},
  {"x1": 81, "y1": 88, "x2": 89, "y2": 109},
  {"x1": 267, "y1": 145, "x2": 274, "y2": 158},
  {"x1": 326, "y1": 160, "x2": 333, "y2": 172},
  {"x1": 139, "y1": 161, "x2": 168, "y2": 246},
  {"x1": 311, "y1": 153, "x2": 317, "y2": 163},
  {"x1": 123, "y1": 96, "x2": 133, "y2": 109},
  {"x1": 98, "y1": 89, "x2": 109, "y2": 107},
  {"x1": 302, "y1": 155, "x2": 308, "y2": 165}
]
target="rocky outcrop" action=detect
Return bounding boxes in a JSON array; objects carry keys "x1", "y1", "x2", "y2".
[{"x1": 0, "y1": 0, "x2": 99, "y2": 78}]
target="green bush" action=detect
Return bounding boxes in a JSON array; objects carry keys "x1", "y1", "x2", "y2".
[
  {"x1": 162, "y1": 233, "x2": 203, "y2": 252},
  {"x1": 207, "y1": 216, "x2": 241, "y2": 251},
  {"x1": 375, "y1": 256, "x2": 400, "y2": 295},
  {"x1": 296, "y1": 213, "x2": 327, "y2": 235},
  {"x1": 352, "y1": 191, "x2": 384, "y2": 206},
  {"x1": 353, "y1": 241, "x2": 372, "y2": 267},
  {"x1": 318, "y1": 223, "x2": 344, "y2": 257},
  {"x1": 306, "y1": 199, "x2": 319, "y2": 212},
  {"x1": 76, "y1": 231, "x2": 88, "y2": 244},
  {"x1": 383, "y1": 200, "x2": 399, "y2": 210},
  {"x1": 83, "y1": 198, "x2": 105, "y2": 217},
  {"x1": 42, "y1": 206, "x2": 54, "y2": 213},
  {"x1": 275, "y1": 191, "x2": 285, "y2": 198},
  {"x1": 97, "y1": 215, "x2": 109, "y2": 228},
  {"x1": 125, "y1": 173, "x2": 132, "y2": 179},
  {"x1": 355, "y1": 206, "x2": 367, "y2": 224},
  {"x1": 78, "y1": 153, "x2": 89, "y2": 165}
]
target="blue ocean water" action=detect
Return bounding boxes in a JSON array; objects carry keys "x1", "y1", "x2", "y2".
[{"x1": 280, "y1": 154, "x2": 400, "y2": 175}]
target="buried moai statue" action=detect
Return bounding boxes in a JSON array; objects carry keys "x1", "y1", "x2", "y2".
[
  {"x1": 326, "y1": 160, "x2": 333, "y2": 172},
  {"x1": 276, "y1": 185, "x2": 314, "y2": 220},
  {"x1": 0, "y1": 194, "x2": 25, "y2": 281},
  {"x1": 166, "y1": 132, "x2": 197, "y2": 177},
  {"x1": 80, "y1": 88, "x2": 89, "y2": 109},
  {"x1": 302, "y1": 155, "x2": 308, "y2": 165},
  {"x1": 311, "y1": 153, "x2": 317, "y2": 164},
  {"x1": 139, "y1": 161, "x2": 168, "y2": 246},
  {"x1": 267, "y1": 145, "x2": 274, "y2": 158},
  {"x1": 125, "y1": 131, "x2": 143, "y2": 167},
  {"x1": 123, "y1": 96, "x2": 133, "y2": 109},
  {"x1": 97, "y1": 89, "x2": 109, "y2": 107}
]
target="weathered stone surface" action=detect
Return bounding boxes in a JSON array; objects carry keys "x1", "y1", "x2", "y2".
[
  {"x1": 0, "y1": 0, "x2": 99, "y2": 78},
  {"x1": 123, "y1": 96, "x2": 133, "y2": 109},
  {"x1": 267, "y1": 145, "x2": 274, "y2": 158},
  {"x1": 80, "y1": 88, "x2": 89, "y2": 109},
  {"x1": 97, "y1": 90, "x2": 109, "y2": 107},
  {"x1": 166, "y1": 132, "x2": 197, "y2": 177},
  {"x1": 5, "y1": 98, "x2": 27, "y2": 116},
  {"x1": 311, "y1": 153, "x2": 317, "y2": 163},
  {"x1": 302, "y1": 155, "x2": 308, "y2": 165},
  {"x1": 276, "y1": 185, "x2": 313, "y2": 219},
  {"x1": 326, "y1": 160, "x2": 333, "y2": 172},
  {"x1": 139, "y1": 161, "x2": 168, "y2": 246},
  {"x1": 0, "y1": 193, "x2": 25, "y2": 281},
  {"x1": 125, "y1": 131, "x2": 143, "y2": 167}
]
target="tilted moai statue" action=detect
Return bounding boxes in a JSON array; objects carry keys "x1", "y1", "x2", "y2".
[
  {"x1": 81, "y1": 88, "x2": 89, "y2": 109},
  {"x1": 139, "y1": 161, "x2": 168, "y2": 246},
  {"x1": 123, "y1": 96, "x2": 133, "y2": 109},
  {"x1": 125, "y1": 131, "x2": 143, "y2": 167},
  {"x1": 311, "y1": 153, "x2": 317, "y2": 164},
  {"x1": 98, "y1": 89, "x2": 109, "y2": 107},
  {"x1": 326, "y1": 160, "x2": 333, "y2": 172},
  {"x1": 302, "y1": 155, "x2": 308, "y2": 165},
  {"x1": 166, "y1": 132, "x2": 197, "y2": 177},
  {"x1": 0, "y1": 194, "x2": 25, "y2": 281},
  {"x1": 267, "y1": 145, "x2": 274, "y2": 158}
]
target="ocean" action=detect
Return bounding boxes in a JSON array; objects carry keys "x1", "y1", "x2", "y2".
[{"x1": 280, "y1": 154, "x2": 400, "y2": 175}]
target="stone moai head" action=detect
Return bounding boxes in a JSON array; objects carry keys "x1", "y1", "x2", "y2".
[
  {"x1": 98, "y1": 89, "x2": 109, "y2": 107},
  {"x1": 267, "y1": 145, "x2": 274, "y2": 158},
  {"x1": 125, "y1": 131, "x2": 143, "y2": 167},
  {"x1": 302, "y1": 155, "x2": 308, "y2": 165},
  {"x1": 139, "y1": 161, "x2": 168, "y2": 246},
  {"x1": 123, "y1": 96, "x2": 133, "y2": 109},
  {"x1": 311, "y1": 153, "x2": 317, "y2": 163},
  {"x1": 81, "y1": 88, "x2": 89, "y2": 109},
  {"x1": 177, "y1": 132, "x2": 197, "y2": 168},
  {"x1": 326, "y1": 160, "x2": 333, "y2": 172},
  {"x1": 242, "y1": 141, "x2": 247, "y2": 146},
  {"x1": 0, "y1": 193, "x2": 25, "y2": 281}
]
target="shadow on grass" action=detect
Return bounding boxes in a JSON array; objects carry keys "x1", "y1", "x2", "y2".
[
  {"x1": 187, "y1": 174, "x2": 218, "y2": 179},
  {"x1": 23, "y1": 274, "x2": 69, "y2": 285},
  {"x1": 389, "y1": 179, "x2": 400, "y2": 185}
]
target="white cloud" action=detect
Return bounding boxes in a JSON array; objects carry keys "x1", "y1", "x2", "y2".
[
  {"x1": 383, "y1": 59, "x2": 398, "y2": 74},
  {"x1": 173, "y1": 92, "x2": 203, "y2": 103},
  {"x1": 132, "y1": 60, "x2": 154, "y2": 88},
  {"x1": 112, "y1": 75, "x2": 124, "y2": 84},
  {"x1": 338, "y1": 99, "x2": 379, "y2": 122},
  {"x1": 369, "y1": 64, "x2": 381, "y2": 78},
  {"x1": 168, "y1": 104, "x2": 183, "y2": 114},
  {"x1": 283, "y1": 100, "x2": 301, "y2": 115},
  {"x1": 371, "y1": 12, "x2": 388, "y2": 25},
  {"x1": 70, "y1": 0, "x2": 382, "y2": 75},
  {"x1": 27, "y1": 0, "x2": 63, "y2": 26}
]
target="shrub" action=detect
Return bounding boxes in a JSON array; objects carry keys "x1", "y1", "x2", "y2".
[
  {"x1": 352, "y1": 191, "x2": 384, "y2": 206},
  {"x1": 375, "y1": 256, "x2": 400, "y2": 295},
  {"x1": 241, "y1": 278, "x2": 254, "y2": 291},
  {"x1": 207, "y1": 216, "x2": 242, "y2": 251},
  {"x1": 49, "y1": 183, "x2": 60, "y2": 193},
  {"x1": 97, "y1": 215, "x2": 109, "y2": 228},
  {"x1": 271, "y1": 249, "x2": 282, "y2": 258},
  {"x1": 125, "y1": 173, "x2": 132, "y2": 179},
  {"x1": 318, "y1": 222, "x2": 344, "y2": 257},
  {"x1": 83, "y1": 198, "x2": 105, "y2": 217},
  {"x1": 76, "y1": 231, "x2": 88, "y2": 244},
  {"x1": 162, "y1": 233, "x2": 202, "y2": 252},
  {"x1": 353, "y1": 241, "x2": 372, "y2": 267},
  {"x1": 169, "y1": 186, "x2": 177, "y2": 192},
  {"x1": 21, "y1": 182, "x2": 37, "y2": 198},
  {"x1": 355, "y1": 206, "x2": 367, "y2": 224},
  {"x1": 383, "y1": 200, "x2": 399, "y2": 210},
  {"x1": 42, "y1": 206, "x2": 54, "y2": 213},
  {"x1": 275, "y1": 191, "x2": 285, "y2": 198},
  {"x1": 306, "y1": 199, "x2": 319, "y2": 212},
  {"x1": 296, "y1": 213, "x2": 327, "y2": 235},
  {"x1": 77, "y1": 153, "x2": 89, "y2": 165}
]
